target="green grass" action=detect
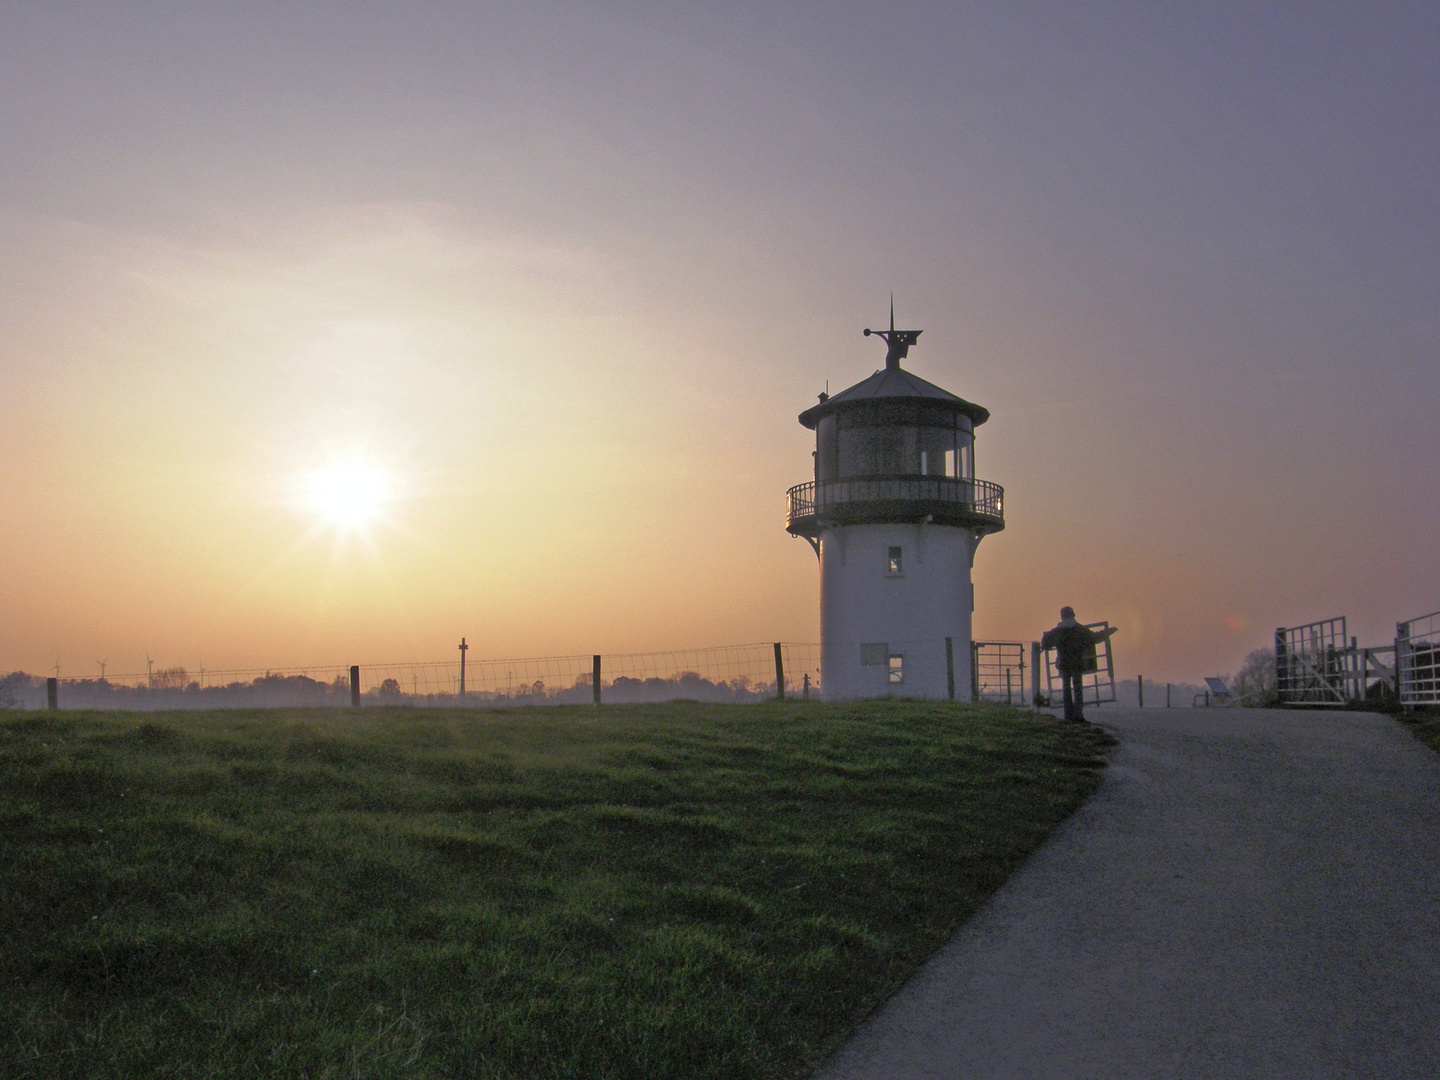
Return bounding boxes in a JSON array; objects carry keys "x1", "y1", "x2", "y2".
[
  {"x1": 0, "y1": 700, "x2": 1113, "y2": 1079},
  {"x1": 1397, "y1": 706, "x2": 1440, "y2": 758}
]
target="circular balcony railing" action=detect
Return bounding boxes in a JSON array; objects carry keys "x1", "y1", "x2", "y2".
[{"x1": 785, "y1": 477, "x2": 1004, "y2": 536}]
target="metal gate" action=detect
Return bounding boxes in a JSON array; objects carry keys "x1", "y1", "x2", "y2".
[
  {"x1": 1275, "y1": 617, "x2": 1355, "y2": 705},
  {"x1": 971, "y1": 641, "x2": 1027, "y2": 704},
  {"x1": 1398, "y1": 610, "x2": 1440, "y2": 707},
  {"x1": 1041, "y1": 622, "x2": 1116, "y2": 707}
]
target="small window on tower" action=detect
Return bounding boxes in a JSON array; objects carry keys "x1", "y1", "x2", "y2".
[
  {"x1": 889, "y1": 655, "x2": 904, "y2": 684},
  {"x1": 888, "y1": 547, "x2": 903, "y2": 574},
  {"x1": 861, "y1": 643, "x2": 889, "y2": 666}
]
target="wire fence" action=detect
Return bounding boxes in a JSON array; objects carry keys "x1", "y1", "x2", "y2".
[
  {"x1": 19, "y1": 607, "x2": 1434, "y2": 713},
  {"x1": 0, "y1": 643, "x2": 823, "y2": 712}
]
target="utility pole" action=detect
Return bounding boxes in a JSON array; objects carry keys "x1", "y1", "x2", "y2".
[{"x1": 459, "y1": 637, "x2": 468, "y2": 699}]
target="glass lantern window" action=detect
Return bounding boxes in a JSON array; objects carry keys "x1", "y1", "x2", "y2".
[
  {"x1": 821, "y1": 402, "x2": 973, "y2": 479},
  {"x1": 815, "y1": 415, "x2": 838, "y2": 481}
]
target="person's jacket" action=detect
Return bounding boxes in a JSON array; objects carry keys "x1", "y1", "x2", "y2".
[{"x1": 1041, "y1": 620, "x2": 1098, "y2": 675}]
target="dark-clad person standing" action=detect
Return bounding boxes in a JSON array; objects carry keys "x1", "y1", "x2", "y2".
[{"x1": 1041, "y1": 607, "x2": 1118, "y2": 721}]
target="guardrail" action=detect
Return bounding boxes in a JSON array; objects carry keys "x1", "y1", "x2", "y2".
[{"x1": 786, "y1": 476, "x2": 1004, "y2": 533}]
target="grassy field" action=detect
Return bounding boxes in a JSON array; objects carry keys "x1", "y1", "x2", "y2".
[{"x1": 1, "y1": 700, "x2": 1113, "y2": 1079}]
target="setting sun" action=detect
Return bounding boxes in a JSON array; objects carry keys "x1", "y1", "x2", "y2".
[{"x1": 303, "y1": 460, "x2": 392, "y2": 533}]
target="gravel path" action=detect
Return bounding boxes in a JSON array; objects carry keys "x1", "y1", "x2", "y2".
[{"x1": 816, "y1": 708, "x2": 1440, "y2": 1079}]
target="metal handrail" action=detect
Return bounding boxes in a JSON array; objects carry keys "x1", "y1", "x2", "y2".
[{"x1": 786, "y1": 476, "x2": 1004, "y2": 528}]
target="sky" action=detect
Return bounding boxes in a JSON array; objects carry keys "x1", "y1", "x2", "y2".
[{"x1": 2, "y1": 3, "x2": 1437, "y2": 683}]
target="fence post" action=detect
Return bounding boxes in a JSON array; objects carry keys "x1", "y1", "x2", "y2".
[
  {"x1": 971, "y1": 642, "x2": 981, "y2": 702},
  {"x1": 1030, "y1": 642, "x2": 1041, "y2": 708},
  {"x1": 1349, "y1": 636, "x2": 1359, "y2": 701},
  {"x1": 46, "y1": 677, "x2": 58, "y2": 711},
  {"x1": 774, "y1": 643, "x2": 785, "y2": 701},
  {"x1": 593, "y1": 655, "x2": 602, "y2": 706},
  {"x1": 802, "y1": 672, "x2": 810, "y2": 700},
  {"x1": 349, "y1": 665, "x2": 361, "y2": 709},
  {"x1": 1005, "y1": 667, "x2": 1012, "y2": 705},
  {"x1": 1138, "y1": 674, "x2": 1144, "y2": 707},
  {"x1": 1166, "y1": 682, "x2": 1171, "y2": 708},
  {"x1": 1275, "y1": 627, "x2": 1287, "y2": 705},
  {"x1": 1396, "y1": 622, "x2": 1410, "y2": 711},
  {"x1": 945, "y1": 637, "x2": 955, "y2": 700}
]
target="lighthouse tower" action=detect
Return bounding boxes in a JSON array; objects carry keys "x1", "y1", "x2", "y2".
[{"x1": 786, "y1": 309, "x2": 1005, "y2": 700}]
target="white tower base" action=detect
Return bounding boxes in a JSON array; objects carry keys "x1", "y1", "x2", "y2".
[{"x1": 819, "y1": 522, "x2": 975, "y2": 701}]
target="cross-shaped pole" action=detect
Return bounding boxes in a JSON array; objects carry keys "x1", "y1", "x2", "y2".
[{"x1": 459, "y1": 637, "x2": 468, "y2": 699}]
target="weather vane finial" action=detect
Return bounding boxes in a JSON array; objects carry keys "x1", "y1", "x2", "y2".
[{"x1": 863, "y1": 295, "x2": 922, "y2": 370}]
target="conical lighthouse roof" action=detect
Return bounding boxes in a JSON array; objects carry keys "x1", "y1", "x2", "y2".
[{"x1": 797, "y1": 364, "x2": 990, "y2": 430}]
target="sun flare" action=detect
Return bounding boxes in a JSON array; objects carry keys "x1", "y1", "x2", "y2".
[{"x1": 303, "y1": 460, "x2": 392, "y2": 533}]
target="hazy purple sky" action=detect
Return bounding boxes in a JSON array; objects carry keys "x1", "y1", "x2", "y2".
[{"x1": 2, "y1": 4, "x2": 1437, "y2": 681}]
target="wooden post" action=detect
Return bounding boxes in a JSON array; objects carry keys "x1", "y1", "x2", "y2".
[
  {"x1": 1204, "y1": 690, "x2": 1210, "y2": 708},
  {"x1": 1167, "y1": 682, "x2": 1172, "y2": 708},
  {"x1": 592, "y1": 655, "x2": 602, "y2": 706},
  {"x1": 459, "y1": 637, "x2": 468, "y2": 700},
  {"x1": 1397, "y1": 622, "x2": 1409, "y2": 710},
  {"x1": 1138, "y1": 674, "x2": 1144, "y2": 707},
  {"x1": 1275, "y1": 627, "x2": 1288, "y2": 705},
  {"x1": 46, "y1": 677, "x2": 58, "y2": 711},
  {"x1": 971, "y1": 642, "x2": 981, "y2": 702},
  {"x1": 1351, "y1": 636, "x2": 1359, "y2": 701},
  {"x1": 1030, "y1": 642, "x2": 1041, "y2": 709},
  {"x1": 774, "y1": 642, "x2": 786, "y2": 701},
  {"x1": 1005, "y1": 667, "x2": 1012, "y2": 705},
  {"x1": 802, "y1": 672, "x2": 810, "y2": 700},
  {"x1": 350, "y1": 665, "x2": 361, "y2": 709},
  {"x1": 945, "y1": 637, "x2": 955, "y2": 700}
]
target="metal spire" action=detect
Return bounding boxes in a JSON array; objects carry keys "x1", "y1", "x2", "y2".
[{"x1": 863, "y1": 296, "x2": 922, "y2": 370}]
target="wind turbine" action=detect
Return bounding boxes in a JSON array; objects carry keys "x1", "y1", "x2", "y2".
[
  {"x1": 145, "y1": 652, "x2": 154, "y2": 689},
  {"x1": 96, "y1": 659, "x2": 107, "y2": 681}
]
